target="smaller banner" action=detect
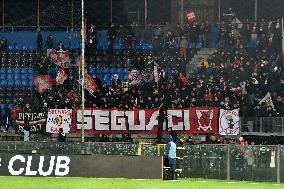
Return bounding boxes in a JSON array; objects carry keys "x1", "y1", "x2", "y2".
[
  {"x1": 46, "y1": 109, "x2": 72, "y2": 133},
  {"x1": 33, "y1": 75, "x2": 53, "y2": 94},
  {"x1": 259, "y1": 92, "x2": 274, "y2": 109},
  {"x1": 189, "y1": 107, "x2": 219, "y2": 134},
  {"x1": 47, "y1": 49, "x2": 72, "y2": 68},
  {"x1": 16, "y1": 111, "x2": 47, "y2": 133},
  {"x1": 219, "y1": 109, "x2": 240, "y2": 135}
]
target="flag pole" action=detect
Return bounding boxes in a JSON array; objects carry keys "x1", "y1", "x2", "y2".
[
  {"x1": 281, "y1": 17, "x2": 284, "y2": 67},
  {"x1": 81, "y1": 0, "x2": 85, "y2": 143}
]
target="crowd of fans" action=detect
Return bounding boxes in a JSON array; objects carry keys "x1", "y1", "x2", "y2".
[{"x1": 0, "y1": 17, "x2": 283, "y2": 143}]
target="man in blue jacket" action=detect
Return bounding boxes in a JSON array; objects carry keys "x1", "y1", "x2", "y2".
[{"x1": 165, "y1": 135, "x2": 176, "y2": 180}]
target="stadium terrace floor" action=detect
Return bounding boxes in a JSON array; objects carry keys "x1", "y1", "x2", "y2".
[{"x1": 0, "y1": 177, "x2": 283, "y2": 189}]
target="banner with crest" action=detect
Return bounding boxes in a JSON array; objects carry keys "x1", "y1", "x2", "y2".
[{"x1": 189, "y1": 107, "x2": 219, "y2": 134}]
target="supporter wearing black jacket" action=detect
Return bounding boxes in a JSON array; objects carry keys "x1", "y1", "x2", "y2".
[{"x1": 58, "y1": 128, "x2": 66, "y2": 142}]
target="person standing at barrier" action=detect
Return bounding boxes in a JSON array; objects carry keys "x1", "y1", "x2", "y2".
[
  {"x1": 58, "y1": 128, "x2": 66, "y2": 142},
  {"x1": 157, "y1": 104, "x2": 166, "y2": 143},
  {"x1": 165, "y1": 135, "x2": 176, "y2": 180},
  {"x1": 176, "y1": 136, "x2": 185, "y2": 177},
  {"x1": 23, "y1": 115, "x2": 30, "y2": 142}
]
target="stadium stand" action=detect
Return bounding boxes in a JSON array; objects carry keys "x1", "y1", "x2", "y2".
[{"x1": 0, "y1": 9, "x2": 283, "y2": 145}]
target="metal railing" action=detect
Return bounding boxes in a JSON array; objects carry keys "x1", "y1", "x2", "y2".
[
  {"x1": 0, "y1": 26, "x2": 80, "y2": 32},
  {"x1": 241, "y1": 117, "x2": 284, "y2": 135},
  {"x1": 0, "y1": 142, "x2": 283, "y2": 183}
]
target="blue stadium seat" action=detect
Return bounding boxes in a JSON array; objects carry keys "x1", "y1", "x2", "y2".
[
  {"x1": 29, "y1": 80, "x2": 34, "y2": 86},
  {"x1": 14, "y1": 68, "x2": 20, "y2": 74},
  {"x1": 95, "y1": 68, "x2": 103, "y2": 74},
  {"x1": 14, "y1": 73, "x2": 20, "y2": 80},
  {"x1": 165, "y1": 68, "x2": 172, "y2": 76},
  {"x1": 0, "y1": 68, "x2": 6, "y2": 74},
  {"x1": 110, "y1": 68, "x2": 116, "y2": 74},
  {"x1": 0, "y1": 104, "x2": 6, "y2": 111},
  {"x1": 103, "y1": 74, "x2": 110, "y2": 82},
  {"x1": 102, "y1": 68, "x2": 109, "y2": 74},
  {"x1": 8, "y1": 104, "x2": 13, "y2": 109},
  {"x1": 0, "y1": 74, "x2": 5, "y2": 80},
  {"x1": 189, "y1": 43, "x2": 196, "y2": 49},
  {"x1": 27, "y1": 68, "x2": 34, "y2": 74},
  {"x1": 15, "y1": 80, "x2": 21, "y2": 86},
  {"x1": 7, "y1": 68, "x2": 13, "y2": 74},
  {"x1": 196, "y1": 42, "x2": 203, "y2": 49},
  {"x1": 20, "y1": 68, "x2": 28, "y2": 74},
  {"x1": 88, "y1": 67, "x2": 95, "y2": 75},
  {"x1": 7, "y1": 74, "x2": 13, "y2": 80},
  {"x1": 0, "y1": 80, "x2": 7, "y2": 86},
  {"x1": 21, "y1": 80, "x2": 28, "y2": 86},
  {"x1": 7, "y1": 80, "x2": 14, "y2": 86},
  {"x1": 21, "y1": 74, "x2": 28, "y2": 80},
  {"x1": 28, "y1": 74, "x2": 34, "y2": 80},
  {"x1": 123, "y1": 68, "x2": 128, "y2": 74},
  {"x1": 116, "y1": 68, "x2": 123, "y2": 74},
  {"x1": 119, "y1": 74, "x2": 125, "y2": 81}
]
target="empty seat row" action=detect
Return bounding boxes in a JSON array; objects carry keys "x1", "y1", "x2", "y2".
[
  {"x1": 0, "y1": 74, "x2": 35, "y2": 80},
  {"x1": 0, "y1": 68, "x2": 36, "y2": 74},
  {"x1": 0, "y1": 80, "x2": 33, "y2": 87},
  {"x1": 1, "y1": 31, "x2": 81, "y2": 51},
  {"x1": 88, "y1": 68, "x2": 129, "y2": 75}
]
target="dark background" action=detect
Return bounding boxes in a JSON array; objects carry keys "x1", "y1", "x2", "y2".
[{"x1": 0, "y1": 0, "x2": 284, "y2": 27}]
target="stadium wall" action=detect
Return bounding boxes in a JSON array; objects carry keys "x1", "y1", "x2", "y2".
[{"x1": 0, "y1": 154, "x2": 163, "y2": 179}]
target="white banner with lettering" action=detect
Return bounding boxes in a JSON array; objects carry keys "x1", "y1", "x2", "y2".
[
  {"x1": 219, "y1": 109, "x2": 240, "y2": 135},
  {"x1": 46, "y1": 109, "x2": 72, "y2": 133}
]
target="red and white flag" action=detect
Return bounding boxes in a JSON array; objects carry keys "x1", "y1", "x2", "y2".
[
  {"x1": 33, "y1": 75, "x2": 53, "y2": 94},
  {"x1": 78, "y1": 73, "x2": 97, "y2": 94},
  {"x1": 187, "y1": 11, "x2": 196, "y2": 22},
  {"x1": 47, "y1": 49, "x2": 72, "y2": 68},
  {"x1": 56, "y1": 68, "x2": 68, "y2": 85}
]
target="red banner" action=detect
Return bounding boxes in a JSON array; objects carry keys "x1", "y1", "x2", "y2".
[
  {"x1": 71, "y1": 108, "x2": 217, "y2": 134},
  {"x1": 189, "y1": 107, "x2": 219, "y2": 134}
]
